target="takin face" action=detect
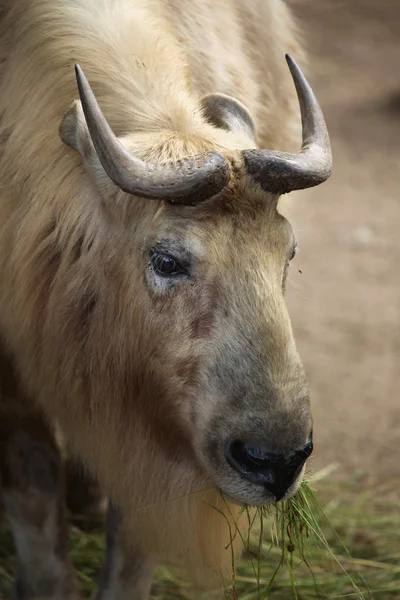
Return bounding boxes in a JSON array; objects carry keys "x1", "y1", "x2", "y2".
[
  {"x1": 147, "y1": 202, "x2": 313, "y2": 506},
  {"x1": 60, "y1": 56, "x2": 331, "y2": 508}
]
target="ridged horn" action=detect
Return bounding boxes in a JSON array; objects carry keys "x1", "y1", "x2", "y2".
[
  {"x1": 74, "y1": 64, "x2": 230, "y2": 205},
  {"x1": 242, "y1": 54, "x2": 332, "y2": 195}
]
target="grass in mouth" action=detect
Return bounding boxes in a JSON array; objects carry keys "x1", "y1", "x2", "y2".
[
  {"x1": 217, "y1": 467, "x2": 400, "y2": 600},
  {"x1": 219, "y1": 470, "x2": 369, "y2": 599},
  {"x1": 0, "y1": 468, "x2": 399, "y2": 599}
]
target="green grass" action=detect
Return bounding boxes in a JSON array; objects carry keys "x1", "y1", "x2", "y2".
[{"x1": 1, "y1": 470, "x2": 399, "y2": 599}]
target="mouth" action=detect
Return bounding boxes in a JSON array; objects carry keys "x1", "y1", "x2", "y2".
[
  {"x1": 212, "y1": 453, "x2": 309, "y2": 508},
  {"x1": 222, "y1": 439, "x2": 312, "y2": 505},
  {"x1": 216, "y1": 469, "x2": 305, "y2": 508},
  {"x1": 200, "y1": 432, "x2": 313, "y2": 508}
]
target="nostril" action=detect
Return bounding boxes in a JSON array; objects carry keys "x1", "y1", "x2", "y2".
[
  {"x1": 227, "y1": 440, "x2": 277, "y2": 475},
  {"x1": 293, "y1": 439, "x2": 313, "y2": 463},
  {"x1": 226, "y1": 439, "x2": 284, "y2": 489}
]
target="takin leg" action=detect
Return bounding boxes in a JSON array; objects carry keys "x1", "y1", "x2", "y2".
[
  {"x1": 0, "y1": 352, "x2": 79, "y2": 600},
  {"x1": 96, "y1": 503, "x2": 155, "y2": 600}
]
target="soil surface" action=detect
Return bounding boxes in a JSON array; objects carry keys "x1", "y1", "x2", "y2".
[{"x1": 284, "y1": 0, "x2": 400, "y2": 481}]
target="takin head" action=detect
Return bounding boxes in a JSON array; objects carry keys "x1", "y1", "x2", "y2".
[{"x1": 59, "y1": 55, "x2": 331, "y2": 507}]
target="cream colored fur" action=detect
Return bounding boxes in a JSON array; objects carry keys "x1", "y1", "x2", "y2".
[{"x1": 0, "y1": 0, "x2": 306, "y2": 589}]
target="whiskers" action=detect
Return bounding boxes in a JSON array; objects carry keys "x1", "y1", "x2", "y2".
[{"x1": 287, "y1": 276, "x2": 307, "y2": 299}]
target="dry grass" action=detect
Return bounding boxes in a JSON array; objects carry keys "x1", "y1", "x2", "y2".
[{"x1": 0, "y1": 470, "x2": 399, "y2": 599}]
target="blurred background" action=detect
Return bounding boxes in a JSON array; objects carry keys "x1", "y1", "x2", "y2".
[{"x1": 286, "y1": 0, "x2": 400, "y2": 482}]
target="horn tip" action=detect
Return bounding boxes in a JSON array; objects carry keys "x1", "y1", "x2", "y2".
[
  {"x1": 74, "y1": 64, "x2": 89, "y2": 99},
  {"x1": 285, "y1": 54, "x2": 301, "y2": 77},
  {"x1": 75, "y1": 64, "x2": 81, "y2": 85},
  {"x1": 75, "y1": 64, "x2": 87, "y2": 87}
]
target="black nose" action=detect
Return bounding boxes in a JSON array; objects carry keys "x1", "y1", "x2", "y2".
[{"x1": 226, "y1": 439, "x2": 313, "y2": 501}]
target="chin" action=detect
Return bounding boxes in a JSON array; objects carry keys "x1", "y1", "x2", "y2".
[
  {"x1": 217, "y1": 470, "x2": 306, "y2": 508},
  {"x1": 216, "y1": 481, "x2": 278, "y2": 507}
]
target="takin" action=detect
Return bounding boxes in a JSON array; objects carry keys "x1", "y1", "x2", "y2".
[{"x1": 0, "y1": 0, "x2": 331, "y2": 598}]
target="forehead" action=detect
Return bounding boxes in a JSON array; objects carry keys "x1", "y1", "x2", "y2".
[{"x1": 154, "y1": 199, "x2": 294, "y2": 261}]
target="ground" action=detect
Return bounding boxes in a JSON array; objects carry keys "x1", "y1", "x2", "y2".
[{"x1": 286, "y1": 0, "x2": 400, "y2": 481}]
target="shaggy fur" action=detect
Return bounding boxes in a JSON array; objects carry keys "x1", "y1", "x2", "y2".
[{"x1": 0, "y1": 0, "x2": 314, "y2": 595}]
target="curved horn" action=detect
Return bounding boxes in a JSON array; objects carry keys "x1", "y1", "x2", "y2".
[
  {"x1": 74, "y1": 65, "x2": 230, "y2": 205},
  {"x1": 242, "y1": 55, "x2": 332, "y2": 195}
]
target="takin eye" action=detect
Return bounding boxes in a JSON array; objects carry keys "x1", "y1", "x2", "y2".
[
  {"x1": 282, "y1": 243, "x2": 299, "y2": 290},
  {"x1": 150, "y1": 251, "x2": 188, "y2": 278},
  {"x1": 289, "y1": 243, "x2": 299, "y2": 263}
]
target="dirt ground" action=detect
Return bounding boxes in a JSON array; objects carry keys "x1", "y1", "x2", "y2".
[{"x1": 284, "y1": 0, "x2": 400, "y2": 480}]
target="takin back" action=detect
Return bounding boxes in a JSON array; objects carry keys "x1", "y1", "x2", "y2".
[{"x1": 0, "y1": 0, "x2": 331, "y2": 598}]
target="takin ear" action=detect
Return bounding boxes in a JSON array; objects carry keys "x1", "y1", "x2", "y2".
[
  {"x1": 59, "y1": 101, "x2": 118, "y2": 198},
  {"x1": 200, "y1": 93, "x2": 256, "y2": 143}
]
